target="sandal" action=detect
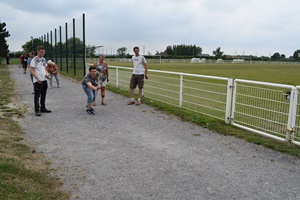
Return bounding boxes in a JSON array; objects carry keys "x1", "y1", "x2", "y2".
[{"x1": 136, "y1": 100, "x2": 141, "y2": 106}]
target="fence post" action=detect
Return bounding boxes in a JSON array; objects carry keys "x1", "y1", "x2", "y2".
[
  {"x1": 225, "y1": 78, "x2": 233, "y2": 124},
  {"x1": 179, "y1": 74, "x2": 183, "y2": 108},
  {"x1": 65, "y1": 22, "x2": 68, "y2": 73},
  {"x1": 50, "y1": 31, "x2": 53, "y2": 60},
  {"x1": 292, "y1": 87, "x2": 300, "y2": 145},
  {"x1": 116, "y1": 67, "x2": 119, "y2": 87},
  {"x1": 287, "y1": 87, "x2": 297, "y2": 141},
  {"x1": 43, "y1": 34, "x2": 45, "y2": 47},
  {"x1": 59, "y1": 26, "x2": 62, "y2": 71},
  {"x1": 83, "y1": 13, "x2": 86, "y2": 76},
  {"x1": 55, "y1": 28, "x2": 57, "y2": 64},
  {"x1": 73, "y1": 18, "x2": 76, "y2": 75},
  {"x1": 46, "y1": 33, "x2": 49, "y2": 59}
]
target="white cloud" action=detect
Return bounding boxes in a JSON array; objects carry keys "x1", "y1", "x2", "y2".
[{"x1": 1, "y1": 0, "x2": 300, "y2": 56}]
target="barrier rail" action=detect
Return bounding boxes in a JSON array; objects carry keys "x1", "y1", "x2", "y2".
[
  {"x1": 108, "y1": 66, "x2": 232, "y2": 124},
  {"x1": 99, "y1": 65, "x2": 300, "y2": 145}
]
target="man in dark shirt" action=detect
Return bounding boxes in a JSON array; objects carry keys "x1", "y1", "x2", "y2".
[
  {"x1": 82, "y1": 66, "x2": 101, "y2": 115},
  {"x1": 21, "y1": 53, "x2": 28, "y2": 74}
]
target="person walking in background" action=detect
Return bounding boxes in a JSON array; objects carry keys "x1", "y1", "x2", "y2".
[
  {"x1": 30, "y1": 46, "x2": 51, "y2": 116},
  {"x1": 82, "y1": 66, "x2": 101, "y2": 115},
  {"x1": 46, "y1": 60, "x2": 60, "y2": 88},
  {"x1": 28, "y1": 51, "x2": 35, "y2": 94},
  {"x1": 128, "y1": 46, "x2": 148, "y2": 106},
  {"x1": 19, "y1": 54, "x2": 23, "y2": 68},
  {"x1": 93, "y1": 54, "x2": 109, "y2": 105},
  {"x1": 21, "y1": 53, "x2": 28, "y2": 74}
]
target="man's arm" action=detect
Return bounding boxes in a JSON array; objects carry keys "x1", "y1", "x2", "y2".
[
  {"x1": 87, "y1": 82, "x2": 100, "y2": 90},
  {"x1": 144, "y1": 63, "x2": 148, "y2": 79},
  {"x1": 30, "y1": 67, "x2": 42, "y2": 84}
]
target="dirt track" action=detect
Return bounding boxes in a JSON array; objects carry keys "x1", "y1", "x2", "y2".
[{"x1": 11, "y1": 65, "x2": 300, "y2": 200}]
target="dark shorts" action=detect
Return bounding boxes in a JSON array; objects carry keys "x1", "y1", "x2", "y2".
[
  {"x1": 22, "y1": 63, "x2": 27, "y2": 69},
  {"x1": 129, "y1": 74, "x2": 144, "y2": 90}
]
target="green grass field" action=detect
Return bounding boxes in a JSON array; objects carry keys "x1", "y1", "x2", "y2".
[{"x1": 109, "y1": 61, "x2": 300, "y2": 86}]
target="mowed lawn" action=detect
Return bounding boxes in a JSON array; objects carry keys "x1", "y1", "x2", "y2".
[{"x1": 109, "y1": 61, "x2": 300, "y2": 86}]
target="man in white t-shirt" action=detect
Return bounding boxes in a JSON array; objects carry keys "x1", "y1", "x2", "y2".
[
  {"x1": 30, "y1": 46, "x2": 51, "y2": 116},
  {"x1": 128, "y1": 47, "x2": 148, "y2": 106}
]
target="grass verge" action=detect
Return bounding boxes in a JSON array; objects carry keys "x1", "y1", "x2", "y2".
[{"x1": 0, "y1": 64, "x2": 70, "y2": 199}]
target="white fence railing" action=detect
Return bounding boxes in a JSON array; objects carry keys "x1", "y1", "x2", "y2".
[
  {"x1": 87, "y1": 58, "x2": 300, "y2": 65},
  {"x1": 108, "y1": 66, "x2": 232, "y2": 124},
  {"x1": 105, "y1": 65, "x2": 300, "y2": 145}
]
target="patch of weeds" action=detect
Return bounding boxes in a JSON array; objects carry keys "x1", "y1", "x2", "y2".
[{"x1": 0, "y1": 64, "x2": 70, "y2": 199}]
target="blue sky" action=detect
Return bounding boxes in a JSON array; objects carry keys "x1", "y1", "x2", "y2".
[{"x1": 1, "y1": 0, "x2": 299, "y2": 57}]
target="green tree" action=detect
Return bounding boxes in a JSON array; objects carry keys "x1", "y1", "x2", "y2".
[
  {"x1": 165, "y1": 46, "x2": 174, "y2": 56},
  {"x1": 164, "y1": 44, "x2": 202, "y2": 57},
  {"x1": 0, "y1": 21, "x2": 10, "y2": 57},
  {"x1": 271, "y1": 52, "x2": 280, "y2": 61},
  {"x1": 280, "y1": 54, "x2": 286, "y2": 60},
  {"x1": 86, "y1": 45, "x2": 97, "y2": 58},
  {"x1": 22, "y1": 38, "x2": 44, "y2": 53},
  {"x1": 213, "y1": 47, "x2": 224, "y2": 59},
  {"x1": 66, "y1": 37, "x2": 84, "y2": 54},
  {"x1": 117, "y1": 47, "x2": 127, "y2": 56},
  {"x1": 293, "y1": 50, "x2": 300, "y2": 60}
]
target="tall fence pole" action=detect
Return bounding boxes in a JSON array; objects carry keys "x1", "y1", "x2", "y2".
[
  {"x1": 44, "y1": 34, "x2": 46, "y2": 48},
  {"x1": 59, "y1": 26, "x2": 62, "y2": 71},
  {"x1": 50, "y1": 31, "x2": 53, "y2": 60},
  {"x1": 83, "y1": 13, "x2": 86, "y2": 76},
  {"x1": 65, "y1": 22, "x2": 68, "y2": 73},
  {"x1": 46, "y1": 33, "x2": 49, "y2": 59},
  {"x1": 73, "y1": 18, "x2": 76, "y2": 75},
  {"x1": 55, "y1": 28, "x2": 57, "y2": 64}
]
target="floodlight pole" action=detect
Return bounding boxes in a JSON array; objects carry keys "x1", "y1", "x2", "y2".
[
  {"x1": 95, "y1": 45, "x2": 104, "y2": 55},
  {"x1": 30, "y1": 36, "x2": 34, "y2": 51}
]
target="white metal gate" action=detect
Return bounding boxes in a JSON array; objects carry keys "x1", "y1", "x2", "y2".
[{"x1": 231, "y1": 79, "x2": 296, "y2": 142}]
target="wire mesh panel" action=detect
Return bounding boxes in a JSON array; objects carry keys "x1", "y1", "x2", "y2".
[
  {"x1": 108, "y1": 66, "x2": 132, "y2": 91},
  {"x1": 144, "y1": 71, "x2": 180, "y2": 107},
  {"x1": 232, "y1": 79, "x2": 294, "y2": 141},
  {"x1": 75, "y1": 16, "x2": 85, "y2": 77},
  {"x1": 182, "y1": 76, "x2": 231, "y2": 121},
  {"x1": 115, "y1": 69, "x2": 132, "y2": 90},
  {"x1": 108, "y1": 66, "x2": 231, "y2": 121}
]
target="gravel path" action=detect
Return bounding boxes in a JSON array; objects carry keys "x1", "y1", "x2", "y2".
[{"x1": 11, "y1": 65, "x2": 300, "y2": 200}]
